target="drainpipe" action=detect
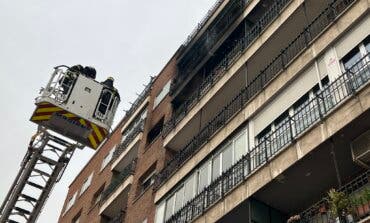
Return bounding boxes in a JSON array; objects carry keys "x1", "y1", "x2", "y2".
[{"x1": 330, "y1": 138, "x2": 342, "y2": 187}]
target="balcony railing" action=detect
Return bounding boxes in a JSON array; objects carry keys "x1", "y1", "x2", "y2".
[
  {"x1": 113, "y1": 120, "x2": 144, "y2": 161},
  {"x1": 156, "y1": 0, "x2": 357, "y2": 190},
  {"x1": 123, "y1": 77, "x2": 153, "y2": 120},
  {"x1": 101, "y1": 160, "x2": 137, "y2": 202},
  {"x1": 297, "y1": 170, "x2": 370, "y2": 223},
  {"x1": 163, "y1": 0, "x2": 292, "y2": 137},
  {"x1": 173, "y1": 0, "x2": 249, "y2": 94},
  {"x1": 181, "y1": 0, "x2": 224, "y2": 49},
  {"x1": 163, "y1": 53, "x2": 370, "y2": 223}
]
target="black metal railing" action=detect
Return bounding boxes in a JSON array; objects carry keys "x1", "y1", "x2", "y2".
[
  {"x1": 297, "y1": 170, "x2": 370, "y2": 223},
  {"x1": 164, "y1": 54, "x2": 370, "y2": 223},
  {"x1": 123, "y1": 77, "x2": 153, "y2": 120},
  {"x1": 173, "y1": 0, "x2": 250, "y2": 94},
  {"x1": 182, "y1": 0, "x2": 225, "y2": 48},
  {"x1": 113, "y1": 120, "x2": 145, "y2": 161},
  {"x1": 156, "y1": 0, "x2": 357, "y2": 190},
  {"x1": 101, "y1": 160, "x2": 137, "y2": 202},
  {"x1": 163, "y1": 0, "x2": 292, "y2": 136}
]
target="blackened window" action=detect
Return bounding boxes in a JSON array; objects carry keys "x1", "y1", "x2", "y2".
[{"x1": 147, "y1": 117, "x2": 164, "y2": 144}]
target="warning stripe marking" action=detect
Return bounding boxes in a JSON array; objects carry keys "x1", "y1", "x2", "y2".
[
  {"x1": 32, "y1": 102, "x2": 108, "y2": 149},
  {"x1": 79, "y1": 119, "x2": 98, "y2": 149}
]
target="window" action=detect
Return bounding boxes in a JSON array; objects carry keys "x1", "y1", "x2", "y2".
[
  {"x1": 234, "y1": 133, "x2": 246, "y2": 162},
  {"x1": 155, "y1": 202, "x2": 165, "y2": 223},
  {"x1": 139, "y1": 164, "x2": 156, "y2": 194},
  {"x1": 183, "y1": 174, "x2": 196, "y2": 203},
  {"x1": 141, "y1": 173, "x2": 155, "y2": 192},
  {"x1": 342, "y1": 47, "x2": 362, "y2": 70},
  {"x1": 80, "y1": 172, "x2": 93, "y2": 195},
  {"x1": 158, "y1": 130, "x2": 248, "y2": 222},
  {"x1": 165, "y1": 194, "x2": 175, "y2": 221},
  {"x1": 222, "y1": 143, "x2": 233, "y2": 173},
  {"x1": 64, "y1": 192, "x2": 77, "y2": 214},
  {"x1": 212, "y1": 154, "x2": 221, "y2": 181},
  {"x1": 72, "y1": 210, "x2": 81, "y2": 223},
  {"x1": 147, "y1": 117, "x2": 164, "y2": 144},
  {"x1": 91, "y1": 184, "x2": 105, "y2": 206},
  {"x1": 174, "y1": 186, "x2": 184, "y2": 213},
  {"x1": 101, "y1": 146, "x2": 116, "y2": 171},
  {"x1": 198, "y1": 162, "x2": 211, "y2": 193},
  {"x1": 121, "y1": 108, "x2": 147, "y2": 143},
  {"x1": 154, "y1": 80, "x2": 171, "y2": 108},
  {"x1": 364, "y1": 35, "x2": 370, "y2": 52}
]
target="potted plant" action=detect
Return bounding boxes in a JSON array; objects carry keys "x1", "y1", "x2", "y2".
[
  {"x1": 327, "y1": 189, "x2": 353, "y2": 223},
  {"x1": 350, "y1": 195, "x2": 364, "y2": 218},
  {"x1": 361, "y1": 188, "x2": 370, "y2": 215}
]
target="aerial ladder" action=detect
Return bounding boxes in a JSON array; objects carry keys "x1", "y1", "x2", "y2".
[{"x1": 0, "y1": 66, "x2": 120, "y2": 223}]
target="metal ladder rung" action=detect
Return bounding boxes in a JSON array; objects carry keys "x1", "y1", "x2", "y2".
[
  {"x1": 39, "y1": 156, "x2": 58, "y2": 166},
  {"x1": 14, "y1": 206, "x2": 31, "y2": 215},
  {"x1": 26, "y1": 181, "x2": 44, "y2": 190},
  {"x1": 33, "y1": 168, "x2": 51, "y2": 177},
  {"x1": 46, "y1": 143, "x2": 63, "y2": 152},
  {"x1": 20, "y1": 194, "x2": 38, "y2": 203}
]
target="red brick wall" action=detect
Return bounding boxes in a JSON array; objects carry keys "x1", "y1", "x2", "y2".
[
  {"x1": 58, "y1": 122, "x2": 124, "y2": 223},
  {"x1": 124, "y1": 55, "x2": 177, "y2": 223}
]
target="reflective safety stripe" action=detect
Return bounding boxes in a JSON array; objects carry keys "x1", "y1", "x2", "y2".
[{"x1": 31, "y1": 102, "x2": 108, "y2": 149}]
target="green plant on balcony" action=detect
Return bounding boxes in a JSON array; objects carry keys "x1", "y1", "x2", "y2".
[
  {"x1": 350, "y1": 187, "x2": 370, "y2": 219},
  {"x1": 327, "y1": 189, "x2": 353, "y2": 222}
]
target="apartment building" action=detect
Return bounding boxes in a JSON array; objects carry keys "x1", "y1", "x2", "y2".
[{"x1": 59, "y1": 0, "x2": 370, "y2": 222}]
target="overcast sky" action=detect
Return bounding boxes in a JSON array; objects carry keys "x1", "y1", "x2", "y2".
[{"x1": 0, "y1": 0, "x2": 215, "y2": 222}]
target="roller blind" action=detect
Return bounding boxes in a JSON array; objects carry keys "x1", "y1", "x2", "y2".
[
  {"x1": 335, "y1": 15, "x2": 370, "y2": 58},
  {"x1": 253, "y1": 64, "x2": 319, "y2": 135}
]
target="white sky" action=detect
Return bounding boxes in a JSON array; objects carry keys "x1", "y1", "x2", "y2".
[{"x1": 0, "y1": 0, "x2": 215, "y2": 222}]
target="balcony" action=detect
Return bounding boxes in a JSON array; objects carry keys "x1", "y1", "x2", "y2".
[
  {"x1": 162, "y1": 0, "x2": 293, "y2": 139},
  {"x1": 162, "y1": 50, "x2": 370, "y2": 223},
  {"x1": 111, "y1": 119, "x2": 144, "y2": 171},
  {"x1": 155, "y1": 0, "x2": 358, "y2": 191},
  {"x1": 172, "y1": 0, "x2": 250, "y2": 98},
  {"x1": 99, "y1": 160, "x2": 136, "y2": 219},
  {"x1": 296, "y1": 171, "x2": 370, "y2": 223}
]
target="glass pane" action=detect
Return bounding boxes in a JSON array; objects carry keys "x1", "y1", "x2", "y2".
[
  {"x1": 174, "y1": 186, "x2": 184, "y2": 213},
  {"x1": 184, "y1": 174, "x2": 196, "y2": 203},
  {"x1": 222, "y1": 143, "x2": 233, "y2": 173},
  {"x1": 165, "y1": 195, "x2": 175, "y2": 221},
  {"x1": 365, "y1": 36, "x2": 370, "y2": 52},
  {"x1": 234, "y1": 133, "x2": 246, "y2": 162},
  {"x1": 198, "y1": 162, "x2": 210, "y2": 193},
  {"x1": 155, "y1": 202, "x2": 165, "y2": 223},
  {"x1": 343, "y1": 48, "x2": 362, "y2": 70},
  {"x1": 212, "y1": 154, "x2": 221, "y2": 181}
]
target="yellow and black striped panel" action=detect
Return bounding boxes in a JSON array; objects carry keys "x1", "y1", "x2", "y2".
[{"x1": 31, "y1": 102, "x2": 108, "y2": 149}]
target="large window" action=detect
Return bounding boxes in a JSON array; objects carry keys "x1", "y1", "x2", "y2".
[
  {"x1": 154, "y1": 80, "x2": 171, "y2": 108},
  {"x1": 80, "y1": 172, "x2": 93, "y2": 195},
  {"x1": 158, "y1": 130, "x2": 248, "y2": 222},
  {"x1": 100, "y1": 146, "x2": 116, "y2": 171},
  {"x1": 198, "y1": 162, "x2": 211, "y2": 193},
  {"x1": 64, "y1": 192, "x2": 77, "y2": 215}
]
